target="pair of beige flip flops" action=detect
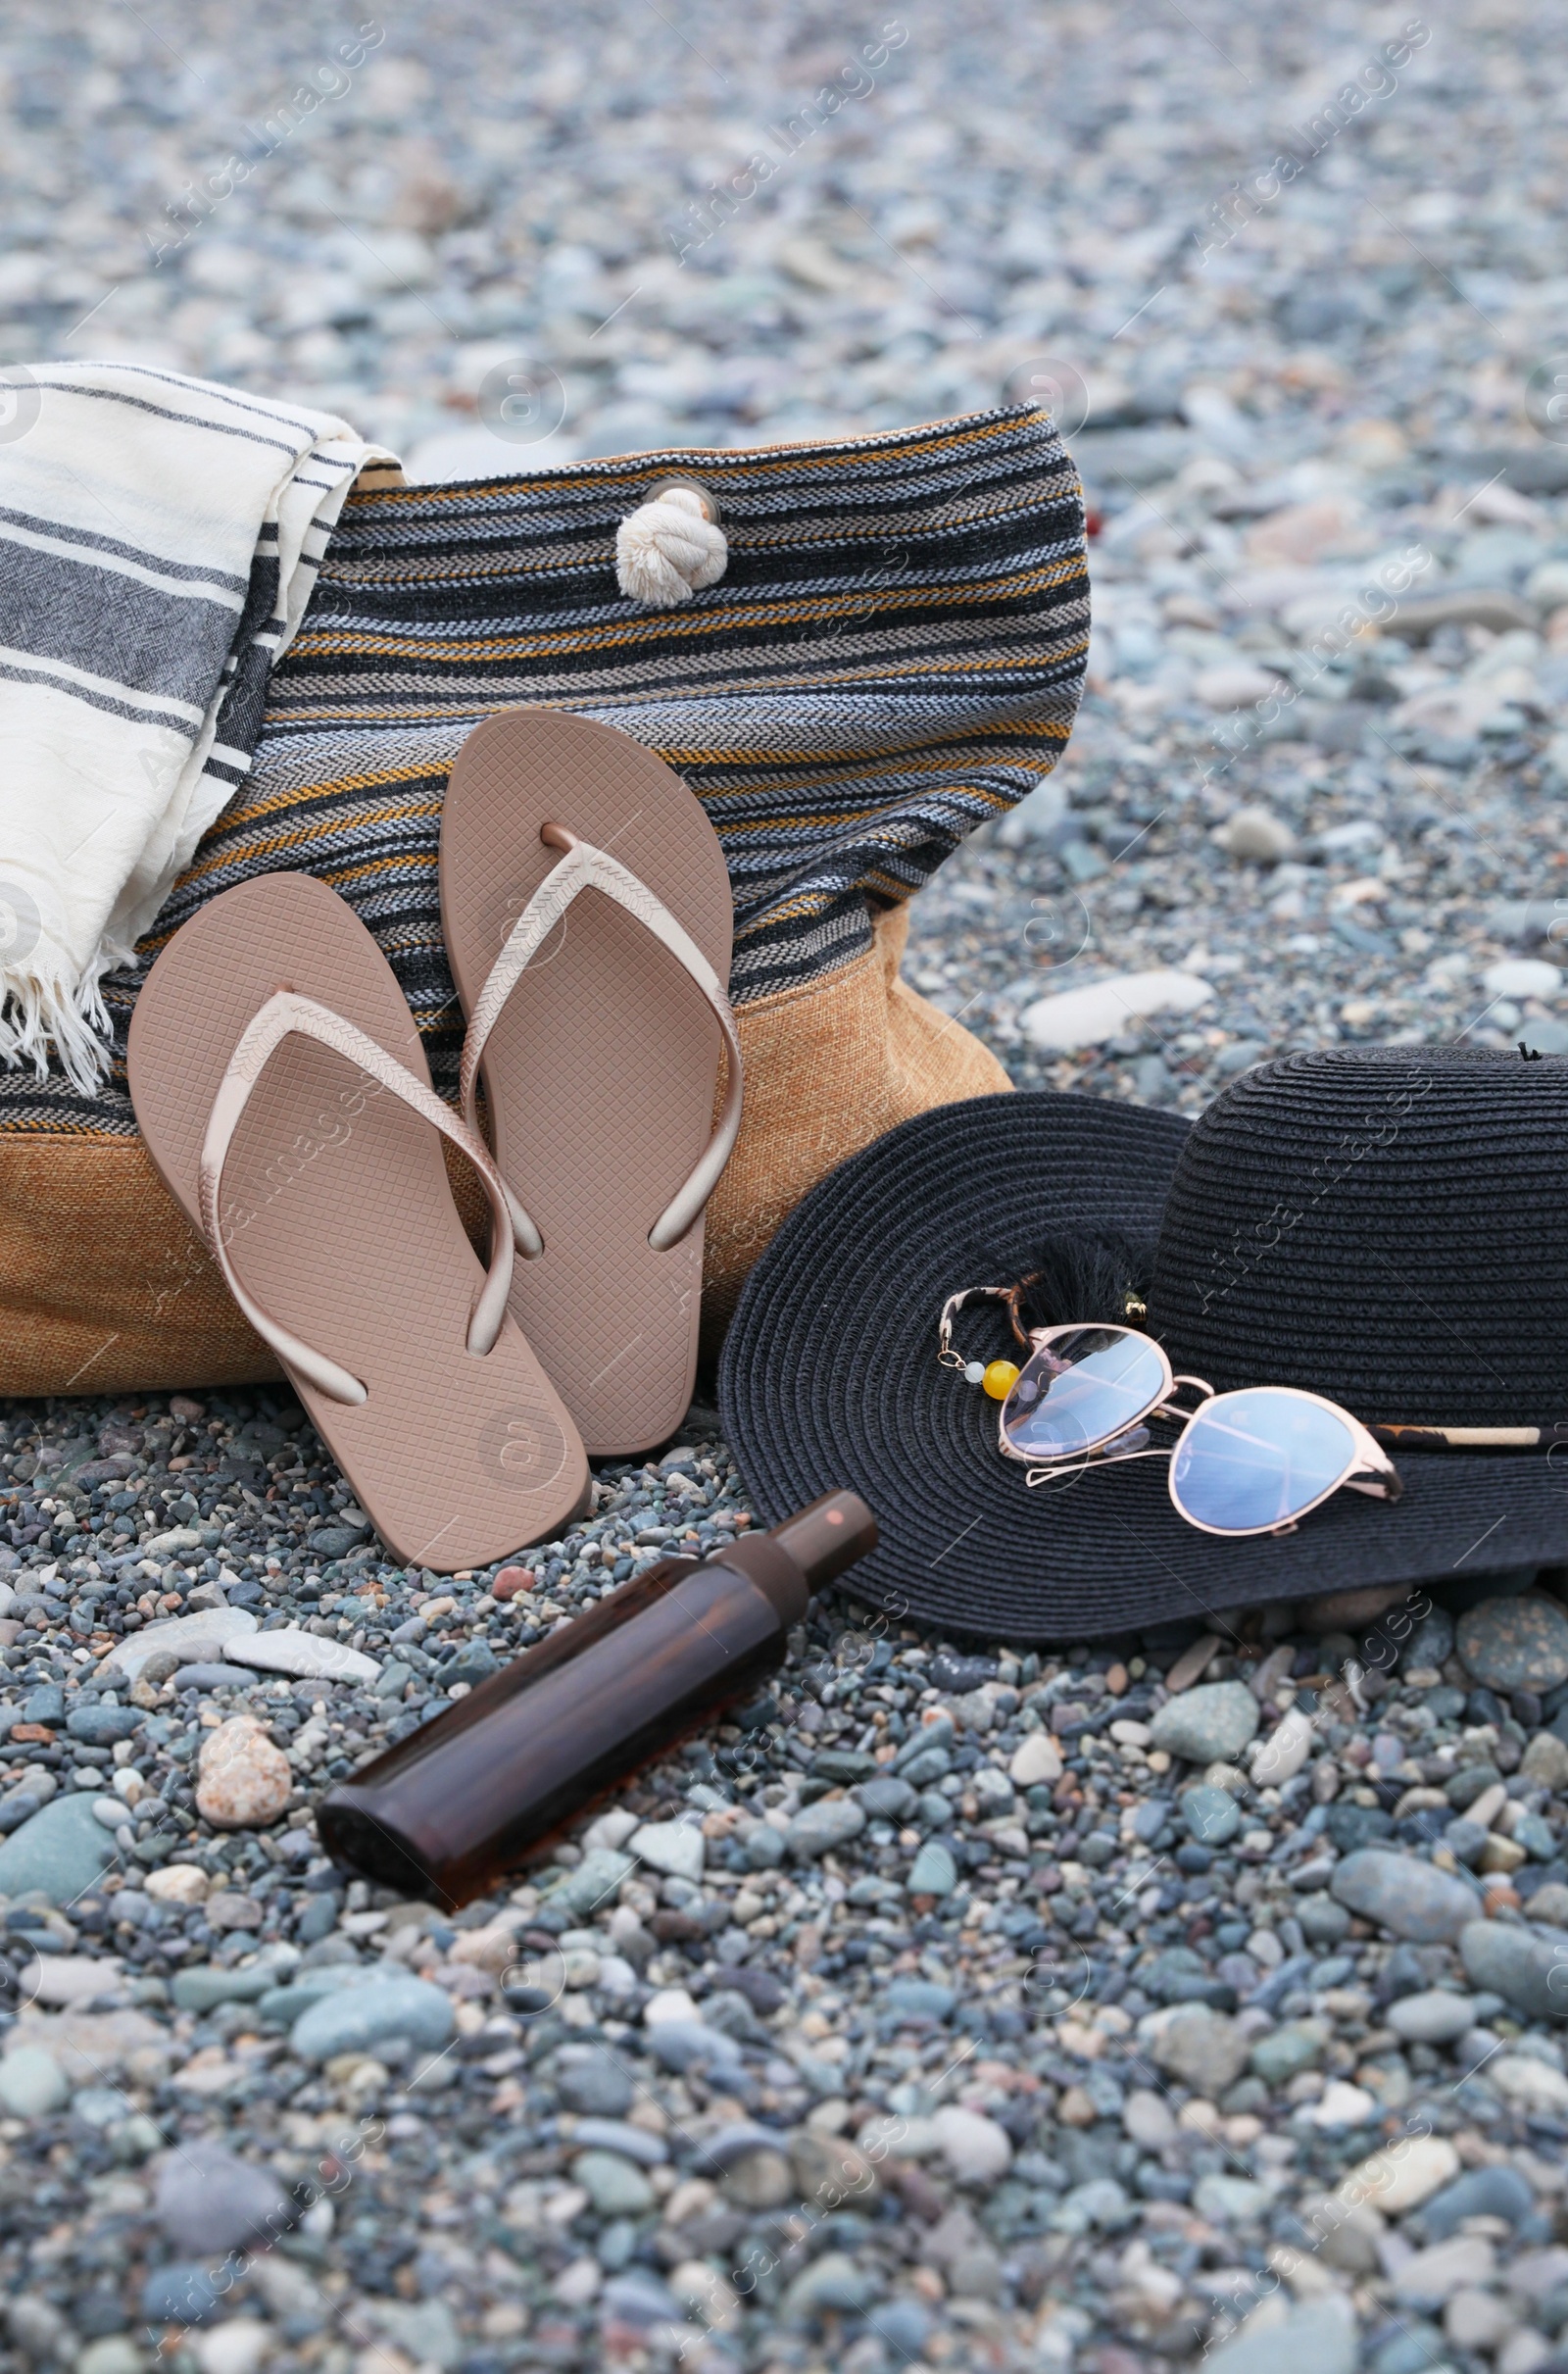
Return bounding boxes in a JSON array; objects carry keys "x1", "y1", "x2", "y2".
[{"x1": 127, "y1": 711, "x2": 740, "y2": 1576}]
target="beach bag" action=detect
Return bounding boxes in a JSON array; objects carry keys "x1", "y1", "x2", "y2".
[{"x1": 0, "y1": 403, "x2": 1085, "y2": 1396}]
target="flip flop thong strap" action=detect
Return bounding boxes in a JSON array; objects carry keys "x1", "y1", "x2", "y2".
[
  {"x1": 460, "y1": 832, "x2": 744, "y2": 1253},
  {"x1": 199, "y1": 989, "x2": 517, "y2": 1406}
]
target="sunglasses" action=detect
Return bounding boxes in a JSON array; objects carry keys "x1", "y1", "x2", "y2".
[{"x1": 938, "y1": 1290, "x2": 1403, "y2": 1538}]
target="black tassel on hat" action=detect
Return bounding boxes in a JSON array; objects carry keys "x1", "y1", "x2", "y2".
[{"x1": 1004, "y1": 1226, "x2": 1158, "y2": 1338}]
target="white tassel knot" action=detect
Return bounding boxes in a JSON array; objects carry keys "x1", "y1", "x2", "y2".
[{"x1": 614, "y1": 481, "x2": 727, "y2": 609}]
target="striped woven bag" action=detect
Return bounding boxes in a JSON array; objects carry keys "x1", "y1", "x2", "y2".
[{"x1": 0, "y1": 402, "x2": 1085, "y2": 1394}]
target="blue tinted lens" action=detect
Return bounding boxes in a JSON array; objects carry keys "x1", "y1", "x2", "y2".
[
  {"x1": 1170, "y1": 1388, "x2": 1355, "y2": 1534},
  {"x1": 1002, "y1": 1327, "x2": 1167, "y2": 1460}
]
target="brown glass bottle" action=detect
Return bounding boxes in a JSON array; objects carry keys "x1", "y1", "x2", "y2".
[{"x1": 316, "y1": 1488, "x2": 877, "y2": 1907}]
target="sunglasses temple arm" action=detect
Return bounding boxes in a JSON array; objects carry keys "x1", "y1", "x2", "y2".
[
  {"x1": 1338, "y1": 1405, "x2": 1403, "y2": 1500},
  {"x1": 1344, "y1": 1423, "x2": 1405, "y2": 1504},
  {"x1": 1025, "y1": 1444, "x2": 1173, "y2": 1488},
  {"x1": 1344, "y1": 1469, "x2": 1404, "y2": 1503}
]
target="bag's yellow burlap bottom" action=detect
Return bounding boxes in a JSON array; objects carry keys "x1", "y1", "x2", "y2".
[{"x1": 0, "y1": 908, "x2": 1008, "y2": 1399}]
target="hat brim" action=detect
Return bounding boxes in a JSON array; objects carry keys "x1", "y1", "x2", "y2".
[{"x1": 718, "y1": 1091, "x2": 1568, "y2": 1643}]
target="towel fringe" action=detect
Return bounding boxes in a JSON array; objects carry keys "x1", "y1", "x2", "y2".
[{"x1": 0, "y1": 953, "x2": 127, "y2": 1097}]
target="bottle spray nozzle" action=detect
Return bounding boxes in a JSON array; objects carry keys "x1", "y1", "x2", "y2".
[{"x1": 767, "y1": 1488, "x2": 878, "y2": 1591}]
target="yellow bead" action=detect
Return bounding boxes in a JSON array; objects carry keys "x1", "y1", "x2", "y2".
[{"x1": 982, "y1": 1360, "x2": 1021, "y2": 1401}]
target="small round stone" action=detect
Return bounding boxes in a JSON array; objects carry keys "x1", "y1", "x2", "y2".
[
  {"x1": 932, "y1": 2104, "x2": 1012, "y2": 2183},
  {"x1": 144, "y1": 1862, "x2": 211, "y2": 1904},
  {"x1": 1149, "y1": 1681, "x2": 1260, "y2": 1764},
  {"x1": 1386, "y1": 1990, "x2": 1477, "y2": 2045},
  {"x1": 1456, "y1": 1594, "x2": 1568, "y2": 1693},
  {"x1": 156, "y1": 2140, "x2": 293, "y2": 2255},
  {"x1": 290, "y1": 1977, "x2": 455, "y2": 2062},
  {"x1": 1181, "y1": 1783, "x2": 1241, "y2": 1845},
  {"x1": 493, "y1": 1565, "x2": 534, "y2": 1599},
  {"x1": 1330, "y1": 1849, "x2": 1479, "y2": 1942},
  {"x1": 195, "y1": 1716, "x2": 292, "y2": 1829},
  {"x1": 0, "y1": 2046, "x2": 72, "y2": 2118},
  {"x1": 982, "y1": 1360, "x2": 1021, "y2": 1399},
  {"x1": 718, "y1": 2146, "x2": 793, "y2": 2208},
  {"x1": 571, "y1": 2149, "x2": 656, "y2": 2216},
  {"x1": 963, "y1": 1360, "x2": 986, "y2": 1385},
  {"x1": 907, "y1": 1838, "x2": 958, "y2": 1895}
]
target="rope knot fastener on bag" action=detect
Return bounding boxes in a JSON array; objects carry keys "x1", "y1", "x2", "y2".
[{"x1": 614, "y1": 477, "x2": 727, "y2": 608}]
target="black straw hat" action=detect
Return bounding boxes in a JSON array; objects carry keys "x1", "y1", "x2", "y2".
[{"x1": 718, "y1": 1048, "x2": 1568, "y2": 1643}]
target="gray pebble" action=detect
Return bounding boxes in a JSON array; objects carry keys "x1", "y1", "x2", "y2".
[
  {"x1": 780, "y1": 2250, "x2": 880, "y2": 2321},
  {"x1": 156, "y1": 2141, "x2": 293, "y2": 2255},
  {"x1": 720, "y1": 2146, "x2": 794, "y2": 2207},
  {"x1": 1296, "y1": 1895, "x2": 1351, "y2": 1948},
  {"x1": 1386, "y1": 1990, "x2": 1478, "y2": 2045},
  {"x1": 0, "y1": 2047, "x2": 72, "y2": 2117},
  {"x1": 783, "y1": 1797, "x2": 866, "y2": 1859},
  {"x1": 0, "y1": 1792, "x2": 118, "y2": 1904},
  {"x1": 906, "y1": 1839, "x2": 958, "y2": 1896},
  {"x1": 1148, "y1": 2006, "x2": 1250, "y2": 2095},
  {"x1": 1459, "y1": 1916, "x2": 1568, "y2": 2020},
  {"x1": 171, "y1": 1967, "x2": 273, "y2": 2011},
  {"x1": 140, "y1": 2264, "x2": 223, "y2": 2328},
  {"x1": 1331, "y1": 1849, "x2": 1480, "y2": 1942},
  {"x1": 1182, "y1": 1784, "x2": 1242, "y2": 1845},
  {"x1": 645, "y1": 2019, "x2": 742, "y2": 2074},
  {"x1": 290, "y1": 1976, "x2": 455, "y2": 2061},
  {"x1": 1207, "y1": 2297, "x2": 1356, "y2": 2374},
  {"x1": 855, "y1": 1774, "x2": 916, "y2": 1820},
  {"x1": 570, "y1": 2149, "x2": 655, "y2": 2216},
  {"x1": 1402, "y1": 1607, "x2": 1455, "y2": 1670},
  {"x1": 1456, "y1": 1595, "x2": 1568, "y2": 1692},
  {"x1": 546, "y1": 1846, "x2": 636, "y2": 1919},
  {"x1": 567, "y1": 2118, "x2": 666, "y2": 2165},
  {"x1": 1422, "y1": 2163, "x2": 1536, "y2": 2239},
  {"x1": 1249, "y1": 2022, "x2": 1325, "y2": 2086},
  {"x1": 885, "y1": 1977, "x2": 956, "y2": 2020},
  {"x1": 556, "y1": 2048, "x2": 634, "y2": 2116},
  {"x1": 65, "y1": 1706, "x2": 143, "y2": 1746},
  {"x1": 1150, "y1": 1682, "x2": 1259, "y2": 1764}
]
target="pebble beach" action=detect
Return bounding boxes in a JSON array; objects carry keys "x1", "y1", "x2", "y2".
[{"x1": 4, "y1": 7, "x2": 1568, "y2": 2374}]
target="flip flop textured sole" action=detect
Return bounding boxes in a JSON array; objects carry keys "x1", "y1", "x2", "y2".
[
  {"x1": 128, "y1": 873, "x2": 589, "y2": 1570},
  {"x1": 442, "y1": 711, "x2": 735, "y2": 1456}
]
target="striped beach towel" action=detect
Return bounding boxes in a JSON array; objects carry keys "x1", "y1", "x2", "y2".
[
  {"x1": 3, "y1": 399, "x2": 1086, "y2": 1140},
  {"x1": 0, "y1": 363, "x2": 396, "y2": 1094}
]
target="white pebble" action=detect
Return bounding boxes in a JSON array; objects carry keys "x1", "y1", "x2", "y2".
[
  {"x1": 627, "y1": 1817, "x2": 706, "y2": 1881},
  {"x1": 643, "y1": 1987, "x2": 701, "y2": 2027},
  {"x1": 146, "y1": 1863, "x2": 212, "y2": 1904},
  {"x1": 1250, "y1": 1706, "x2": 1315, "y2": 1785},
  {"x1": 1215, "y1": 805, "x2": 1297, "y2": 863},
  {"x1": 931, "y1": 2103, "x2": 1012, "y2": 2183},
  {"x1": 1195, "y1": 662, "x2": 1288, "y2": 710},
  {"x1": 1307, "y1": 2080, "x2": 1378, "y2": 2129},
  {"x1": 1022, "y1": 969, "x2": 1214, "y2": 1053},
  {"x1": 192, "y1": 2322, "x2": 276, "y2": 2374},
  {"x1": 224, "y1": 1628, "x2": 380, "y2": 1683},
  {"x1": 103, "y1": 1607, "x2": 258, "y2": 1678},
  {"x1": 1008, "y1": 1731, "x2": 1062, "y2": 1786},
  {"x1": 1482, "y1": 957, "x2": 1562, "y2": 1001}
]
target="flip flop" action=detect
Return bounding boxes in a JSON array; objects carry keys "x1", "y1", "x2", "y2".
[
  {"x1": 440, "y1": 709, "x2": 742, "y2": 1456},
  {"x1": 127, "y1": 872, "x2": 590, "y2": 1572}
]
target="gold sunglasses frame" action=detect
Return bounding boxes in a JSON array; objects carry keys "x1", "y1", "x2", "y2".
[{"x1": 938, "y1": 1290, "x2": 1402, "y2": 1538}]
